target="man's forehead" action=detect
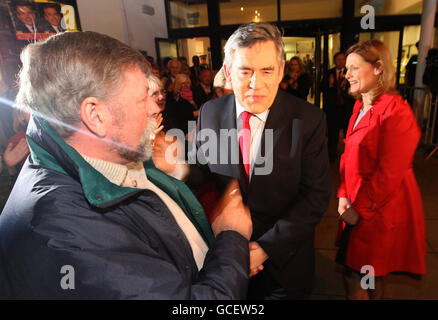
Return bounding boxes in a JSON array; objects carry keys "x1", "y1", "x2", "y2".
[
  {"x1": 45, "y1": 8, "x2": 58, "y2": 14},
  {"x1": 232, "y1": 42, "x2": 280, "y2": 65},
  {"x1": 17, "y1": 6, "x2": 33, "y2": 13}
]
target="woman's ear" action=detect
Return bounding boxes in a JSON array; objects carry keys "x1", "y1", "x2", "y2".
[
  {"x1": 79, "y1": 97, "x2": 108, "y2": 137},
  {"x1": 374, "y1": 60, "x2": 384, "y2": 76}
]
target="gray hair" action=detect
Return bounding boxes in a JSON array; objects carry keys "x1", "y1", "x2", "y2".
[
  {"x1": 224, "y1": 22, "x2": 284, "y2": 70},
  {"x1": 147, "y1": 74, "x2": 163, "y2": 94},
  {"x1": 174, "y1": 73, "x2": 190, "y2": 94},
  {"x1": 15, "y1": 31, "x2": 150, "y2": 138}
]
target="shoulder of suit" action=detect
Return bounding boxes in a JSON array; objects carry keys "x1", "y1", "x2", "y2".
[
  {"x1": 278, "y1": 90, "x2": 323, "y2": 115},
  {"x1": 200, "y1": 93, "x2": 234, "y2": 113}
]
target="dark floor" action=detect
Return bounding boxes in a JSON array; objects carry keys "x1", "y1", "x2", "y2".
[{"x1": 311, "y1": 145, "x2": 438, "y2": 299}]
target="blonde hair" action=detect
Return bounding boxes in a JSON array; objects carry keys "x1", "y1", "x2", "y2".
[{"x1": 346, "y1": 39, "x2": 397, "y2": 103}]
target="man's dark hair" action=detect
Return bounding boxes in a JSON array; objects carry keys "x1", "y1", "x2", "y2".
[
  {"x1": 13, "y1": 1, "x2": 34, "y2": 13},
  {"x1": 43, "y1": 3, "x2": 62, "y2": 14}
]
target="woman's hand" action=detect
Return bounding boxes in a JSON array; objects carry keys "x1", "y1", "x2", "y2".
[{"x1": 338, "y1": 197, "x2": 351, "y2": 215}]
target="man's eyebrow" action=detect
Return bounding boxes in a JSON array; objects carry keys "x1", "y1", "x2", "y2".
[{"x1": 237, "y1": 66, "x2": 275, "y2": 70}]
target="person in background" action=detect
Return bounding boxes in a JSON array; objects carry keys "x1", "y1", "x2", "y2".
[
  {"x1": 213, "y1": 66, "x2": 233, "y2": 98},
  {"x1": 336, "y1": 39, "x2": 426, "y2": 300},
  {"x1": 280, "y1": 56, "x2": 310, "y2": 100},
  {"x1": 190, "y1": 55, "x2": 205, "y2": 87},
  {"x1": 43, "y1": 4, "x2": 65, "y2": 33},
  {"x1": 321, "y1": 52, "x2": 355, "y2": 162},
  {"x1": 2, "y1": 108, "x2": 30, "y2": 178},
  {"x1": 163, "y1": 59, "x2": 181, "y2": 93},
  {"x1": 193, "y1": 69, "x2": 214, "y2": 108},
  {"x1": 176, "y1": 74, "x2": 197, "y2": 109},
  {"x1": 167, "y1": 73, "x2": 197, "y2": 134}
]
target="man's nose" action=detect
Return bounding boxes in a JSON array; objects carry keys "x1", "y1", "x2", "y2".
[
  {"x1": 146, "y1": 98, "x2": 161, "y2": 117},
  {"x1": 249, "y1": 72, "x2": 261, "y2": 89}
]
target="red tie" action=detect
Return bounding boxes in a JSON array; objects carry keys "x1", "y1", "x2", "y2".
[{"x1": 239, "y1": 111, "x2": 253, "y2": 185}]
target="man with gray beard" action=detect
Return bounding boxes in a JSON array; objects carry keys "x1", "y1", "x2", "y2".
[{"x1": 0, "y1": 31, "x2": 252, "y2": 299}]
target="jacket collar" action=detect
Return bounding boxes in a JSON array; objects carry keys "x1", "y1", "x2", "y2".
[
  {"x1": 26, "y1": 115, "x2": 141, "y2": 208},
  {"x1": 26, "y1": 116, "x2": 215, "y2": 246}
]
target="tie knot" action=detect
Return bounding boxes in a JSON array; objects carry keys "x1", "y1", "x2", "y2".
[{"x1": 241, "y1": 111, "x2": 253, "y2": 126}]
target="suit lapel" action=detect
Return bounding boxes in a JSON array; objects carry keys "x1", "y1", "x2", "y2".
[
  {"x1": 220, "y1": 95, "x2": 244, "y2": 185},
  {"x1": 251, "y1": 92, "x2": 289, "y2": 189},
  {"x1": 349, "y1": 101, "x2": 371, "y2": 135}
]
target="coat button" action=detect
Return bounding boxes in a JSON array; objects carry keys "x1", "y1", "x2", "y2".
[
  {"x1": 96, "y1": 195, "x2": 103, "y2": 201},
  {"x1": 194, "y1": 212, "x2": 200, "y2": 217}
]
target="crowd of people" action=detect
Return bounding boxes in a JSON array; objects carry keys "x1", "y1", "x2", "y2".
[{"x1": 0, "y1": 22, "x2": 427, "y2": 300}]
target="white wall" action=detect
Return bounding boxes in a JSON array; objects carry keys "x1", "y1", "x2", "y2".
[
  {"x1": 76, "y1": 0, "x2": 125, "y2": 43},
  {"x1": 76, "y1": 0, "x2": 168, "y2": 60}
]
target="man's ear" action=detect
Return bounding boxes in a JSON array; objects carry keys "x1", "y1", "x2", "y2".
[
  {"x1": 223, "y1": 64, "x2": 232, "y2": 83},
  {"x1": 278, "y1": 59, "x2": 285, "y2": 82},
  {"x1": 79, "y1": 97, "x2": 108, "y2": 137}
]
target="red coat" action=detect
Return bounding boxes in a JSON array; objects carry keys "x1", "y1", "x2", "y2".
[{"x1": 337, "y1": 93, "x2": 426, "y2": 276}]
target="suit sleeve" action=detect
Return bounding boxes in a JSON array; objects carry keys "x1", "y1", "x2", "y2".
[
  {"x1": 257, "y1": 111, "x2": 331, "y2": 268},
  {"x1": 352, "y1": 99, "x2": 420, "y2": 219}
]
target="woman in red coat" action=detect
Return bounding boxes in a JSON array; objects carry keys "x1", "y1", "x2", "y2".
[{"x1": 337, "y1": 39, "x2": 426, "y2": 299}]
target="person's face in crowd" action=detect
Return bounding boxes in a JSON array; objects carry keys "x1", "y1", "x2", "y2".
[
  {"x1": 152, "y1": 67, "x2": 161, "y2": 78},
  {"x1": 168, "y1": 61, "x2": 180, "y2": 77},
  {"x1": 44, "y1": 7, "x2": 61, "y2": 27},
  {"x1": 180, "y1": 64, "x2": 190, "y2": 76},
  {"x1": 199, "y1": 70, "x2": 212, "y2": 86},
  {"x1": 180, "y1": 79, "x2": 191, "y2": 92},
  {"x1": 225, "y1": 40, "x2": 284, "y2": 114},
  {"x1": 289, "y1": 59, "x2": 300, "y2": 74},
  {"x1": 192, "y1": 56, "x2": 200, "y2": 66},
  {"x1": 16, "y1": 5, "x2": 35, "y2": 26},
  {"x1": 345, "y1": 52, "x2": 381, "y2": 96},
  {"x1": 149, "y1": 82, "x2": 166, "y2": 112},
  {"x1": 334, "y1": 53, "x2": 346, "y2": 70},
  {"x1": 107, "y1": 68, "x2": 160, "y2": 163}
]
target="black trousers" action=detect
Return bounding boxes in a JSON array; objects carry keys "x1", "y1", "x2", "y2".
[{"x1": 247, "y1": 262, "x2": 311, "y2": 300}]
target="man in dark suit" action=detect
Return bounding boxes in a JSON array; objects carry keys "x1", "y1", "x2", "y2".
[
  {"x1": 12, "y1": 2, "x2": 46, "y2": 34},
  {"x1": 193, "y1": 69, "x2": 214, "y2": 109},
  {"x1": 321, "y1": 52, "x2": 355, "y2": 162},
  {"x1": 185, "y1": 23, "x2": 331, "y2": 299},
  {"x1": 43, "y1": 4, "x2": 66, "y2": 34}
]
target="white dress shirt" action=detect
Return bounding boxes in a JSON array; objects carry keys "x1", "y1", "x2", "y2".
[{"x1": 235, "y1": 99, "x2": 270, "y2": 181}]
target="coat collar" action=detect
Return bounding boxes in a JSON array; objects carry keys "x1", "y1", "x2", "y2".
[
  {"x1": 348, "y1": 93, "x2": 395, "y2": 135},
  {"x1": 25, "y1": 115, "x2": 215, "y2": 246}
]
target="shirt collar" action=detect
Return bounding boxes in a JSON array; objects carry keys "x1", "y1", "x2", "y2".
[
  {"x1": 235, "y1": 97, "x2": 270, "y2": 123},
  {"x1": 82, "y1": 156, "x2": 129, "y2": 186}
]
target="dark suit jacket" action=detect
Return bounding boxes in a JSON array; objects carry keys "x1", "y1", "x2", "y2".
[
  {"x1": 187, "y1": 90, "x2": 331, "y2": 293},
  {"x1": 193, "y1": 84, "x2": 214, "y2": 109},
  {"x1": 13, "y1": 18, "x2": 47, "y2": 33},
  {"x1": 44, "y1": 24, "x2": 66, "y2": 33},
  {"x1": 321, "y1": 68, "x2": 354, "y2": 117}
]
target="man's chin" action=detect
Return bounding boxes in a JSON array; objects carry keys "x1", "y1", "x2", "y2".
[{"x1": 242, "y1": 101, "x2": 271, "y2": 114}]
